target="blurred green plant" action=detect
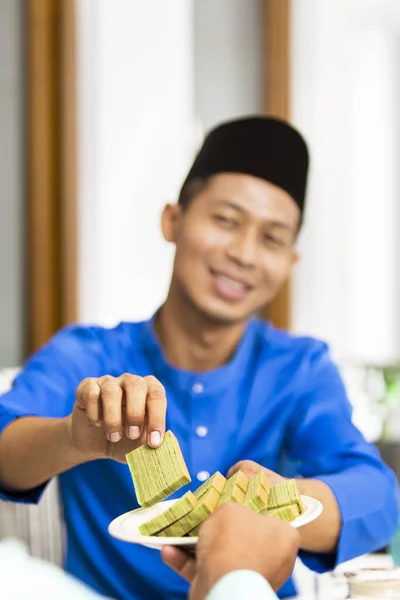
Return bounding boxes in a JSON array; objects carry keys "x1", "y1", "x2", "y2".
[{"x1": 372, "y1": 364, "x2": 400, "y2": 442}]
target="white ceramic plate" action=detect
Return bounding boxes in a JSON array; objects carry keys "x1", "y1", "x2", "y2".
[{"x1": 108, "y1": 494, "x2": 323, "y2": 551}]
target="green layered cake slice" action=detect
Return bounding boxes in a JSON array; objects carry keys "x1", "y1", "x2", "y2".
[
  {"x1": 253, "y1": 471, "x2": 270, "y2": 494},
  {"x1": 158, "y1": 487, "x2": 221, "y2": 537},
  {"x1": 139, "y1": 491, "x2": 198, "y2": 536},
  {"x1": 220, "y1": 483, "x2": 245, "y2": 505},
  {"x1": 230, "y1": 471, "x2": 249, "y2": 493},
  {"x1": 193, "y1": 471, "x2": 227, "y2": 499},
  {"x1": 267, "y1": 479, "x2": 304, "y2": 513},
  {"x1": 222, "y1": 470, "x2": 249, "y2": 497},
  {"x1": 265, "y1": 503, "x2": 300, "y2": 522},
  {"x1": 126, "y1": 430, "x2": 191, "y2": 508},
  {"x1": 244, "y1": 480, "x2": 270, "y2": 512}
]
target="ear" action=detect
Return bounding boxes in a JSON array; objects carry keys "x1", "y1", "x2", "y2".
[
  {"x1": 161, "y1": 203, "x2": 182, "y2": 243},
  {"x1": 290, "y1": 250, "x2": 299, "y2": 268}
]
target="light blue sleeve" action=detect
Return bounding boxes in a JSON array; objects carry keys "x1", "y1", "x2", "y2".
[
  {"x1": 206, "y1": 570, "x2": 278, "y2": 600},
  {"x1": 0, "y1": 539, "x2": 108, "y2": 599}
]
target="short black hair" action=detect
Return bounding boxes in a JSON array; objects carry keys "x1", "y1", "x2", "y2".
[{"x1": 177, "y1": 177, "x2": 209, "y2": 209}]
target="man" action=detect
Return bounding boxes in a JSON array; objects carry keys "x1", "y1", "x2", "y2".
[
  {"x1": 0, "y1": 116, "x2": 397, "y2": 599},
  {"x1": 0, "y1": 504, "x2": 299, "y2": 600}
]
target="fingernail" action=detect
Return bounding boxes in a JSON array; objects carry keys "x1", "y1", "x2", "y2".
[
  {"x1": 109, "y1": 432, "x2": 121, "y2": 443},
  {"x1": 128, "y1": 426, "x2": 140, "y2": 440},
  {"x1": 94, "y1": 421, "x2": 102, "y2": 428},
  {"x1": 149, "y1": 431, "x2": 161, "y2": 447}
]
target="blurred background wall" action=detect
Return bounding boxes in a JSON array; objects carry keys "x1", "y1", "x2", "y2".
[
  {"x1": 193, "y1": 0, "x2": 262, "y2": 129},
  {"x1": 291, "y1": 0, "x2": 400, "y2": 366},
  {"x1": 77, "y1": 0, "x2": 193, "y2": 326},
  {"x1": 0, "y1": 0, "x2": 24, "y2": 367}
]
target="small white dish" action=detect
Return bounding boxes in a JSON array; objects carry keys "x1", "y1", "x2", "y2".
[{"x1": 108, "y1": 494, "x2": 323, "y2": 551}]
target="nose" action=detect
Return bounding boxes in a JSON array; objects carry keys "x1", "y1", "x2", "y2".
[{"x1": 225, "y1": 228, "x2": 258, "y2": 268}]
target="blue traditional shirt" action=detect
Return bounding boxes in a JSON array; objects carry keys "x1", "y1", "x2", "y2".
[{"x1": 0, "y1": 317, "x2": 398, "y2": 598}]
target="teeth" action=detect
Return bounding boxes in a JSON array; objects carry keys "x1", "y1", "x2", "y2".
[{"x1": 218, "y1": 275, "x2": 246, "y2": 290}]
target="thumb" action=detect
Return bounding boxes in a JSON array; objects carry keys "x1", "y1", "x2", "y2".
[{"x1": 227, "y1": 460, "x2": 260, "y2": 479}]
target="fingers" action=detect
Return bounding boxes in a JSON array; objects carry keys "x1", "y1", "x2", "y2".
[
  {"x1": 227, "y1": 461, "x2": 285, "y2": 485},
  {"x1": 119, "y1": 374, "x2": 166, "y2": 446},
  {"x1": 121, "y1": 375, "x2": 148, "y2": 441},
  {"x1": 100, "y1": 377, "x2": 123, "y2": 442},
  {"x1": 76, "y1": 374, "x2": 167, "y2": 446},
  {"x1": 227, "y1": 460, "x2": 259, "y2": 479},
  {"x1": 76, "y1": 378, "x2": 102, "y2": 424},
  {"x1": 161, "y1": 547, "x2": 197, "y2": 583},
  {"x1": 143, "y1": 375, "x2": 167, "y2": 448}
]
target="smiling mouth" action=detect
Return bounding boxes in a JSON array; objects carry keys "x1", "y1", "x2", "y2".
[
  {"x1": 214, "y1": 274, "x2": 251, "y2": 291},
  {"x1": 209, "y1": 269, "x2": 254, "y2": 302},
  {"x1": 210, "y1": 269, "x2": 254, "y2": 289}
]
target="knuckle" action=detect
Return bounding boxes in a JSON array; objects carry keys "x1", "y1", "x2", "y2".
[
  {"x1": 126, "y1": 409, "x2": 145, "y2": 421},
  {"x1": 148, "y1": 388, "x2": 166, "y2": 402},
  {"x1": 126, "y1": 374, "x2": 144, "y2": 384},
  {"x1": 126, "y1": 379, "x2": 147, "y2": 393},
  {"x1": 145, "y1": 375, "x2": 165, "y2": 390},
  {"x1": 123, "y1": 372, "x2": 142, "y2": 380},
  {"x1": 77, "y1": 377, "x2": 95, "y2": 394},
  {"x1": 101, "y1": 381, "x2": 120, "y2": 395},
  {"x1": 85, "y1": 387, "x2": 100, "y2": 404},
  {"x1": 121, "y1": 374, "x2": 145, "y2": 389}
]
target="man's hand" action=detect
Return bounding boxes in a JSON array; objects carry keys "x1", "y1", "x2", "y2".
[
  {"x1": 229, "y1": 460, "x2": 340, "y2": 554},
  {"x1": 66, "y1": 374, "x2": 167, "y2": 463},
  {"x1": 227, "y1": 459, "x2": 285, "y2": 485},
  {"x1": 161, "y1": 503, "x2": 300, "y2": 599}
]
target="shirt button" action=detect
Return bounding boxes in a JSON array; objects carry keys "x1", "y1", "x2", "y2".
[
  {"x1": 197, "y1": 470, "x2": 210, "y2": 482},
  {"x1": 196, "y1": 426, "x2": 208, "y2": 438},
  {"x1": 192, "y1": 382, "x2": 204, "y2": 394}
]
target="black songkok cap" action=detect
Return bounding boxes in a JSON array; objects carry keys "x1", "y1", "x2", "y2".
[{"x1": 181, "y1": 116, "x2": 309, "y2": 212}]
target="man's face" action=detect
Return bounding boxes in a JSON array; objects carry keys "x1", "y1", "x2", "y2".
[{"x1": 162, "y1": 173, "x2": 300, "y2": 324}]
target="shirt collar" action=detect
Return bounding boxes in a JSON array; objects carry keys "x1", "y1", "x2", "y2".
[{"x1": 137, "y1": 312, "x2": 264, "y2": 394}]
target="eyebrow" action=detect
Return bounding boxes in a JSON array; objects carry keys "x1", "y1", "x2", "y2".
[{"x1": 210, "y1": 199, "x2": 295, "y2": 231}]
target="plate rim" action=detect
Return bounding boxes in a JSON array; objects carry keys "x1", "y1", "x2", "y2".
[{"x1": 108, "y1": 494, "x2": 323, "y2": 548}]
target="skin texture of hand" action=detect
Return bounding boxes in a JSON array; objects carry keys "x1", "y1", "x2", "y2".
[
  {"x1": 161, "y1": 503, "x2": 300, "y2": 600},
  {"x1": 67, "y1": 374, "x2": 167, "y2": 463}
]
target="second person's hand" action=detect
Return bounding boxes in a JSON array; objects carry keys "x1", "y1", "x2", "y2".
[{"x1": 162, "y1": 503, "x2": 300, "y2": 599}]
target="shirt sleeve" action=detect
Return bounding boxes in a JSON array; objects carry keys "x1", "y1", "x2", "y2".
[
  {"x1": 0, "y1": 539, "x2": 107, "y2": 600},
  {"x1": 206, "y1": 570, "x2": 278, "y2": 600},
  {"x1": 285, "y1": 342, "x2": 400, "y2": 572},
  {"x1": 0, "y1": 324, "x2": 107, "y2": 503}
]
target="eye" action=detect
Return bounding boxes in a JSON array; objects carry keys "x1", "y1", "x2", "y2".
[
  {"x1": 213, "y1": 214, "x2": 236, "y2": 227},
  {"x1": 263, "y1": 234, "x2": 285, "y2": 248}
]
